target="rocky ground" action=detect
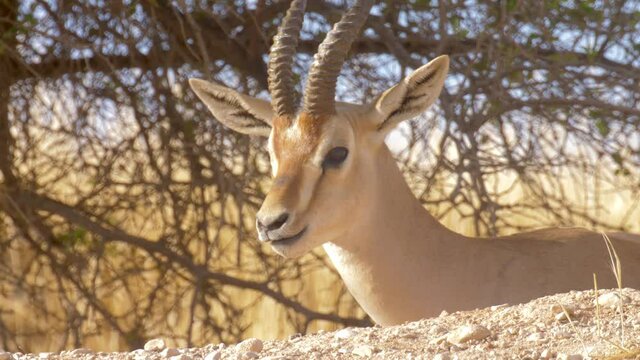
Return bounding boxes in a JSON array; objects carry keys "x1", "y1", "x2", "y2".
[{"x1": 2, "y1": 289, "x2": 640, "y2": 360}]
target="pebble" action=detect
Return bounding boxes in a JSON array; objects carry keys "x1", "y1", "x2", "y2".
[
  {"x1": 557, "y1": 354, "x2": 583, "y2": 360},
  {"x1": 596, "y1": 292, "x2": 628, "y2": 308},
  {"x1": 236, "y1": 338, "x2": 263, "y2": 353},
  {"x1": 240, "y1": 351, "x2": 259, "y2": 359},
  {"x1": 335, "y1": 328, "x2": 356, "y2": 340},
  {"x1": 430, "y1": 334, "x2": 448, "y2": 345},
  {"x1": 170, "y1": 355, "x2": 191, "y2": 360},
  {"x1": 540, "y1": 349, "x2": 552, "y2": 359},
  {"x1": 446, "y1": 324, "x2": 491, "y2": 344},
  {"x1": 352, "y1": 344, "x2": 375, "y2": 357},
  {"x1": 551, "y1": 304, "x2": 574, "y2": 314},
  {"x1": 526, "y1": 332, "x2": 544, "y2": 342},
  {"x1": 204, "y1": 350, "x2": 222, "y2": 360},
  {"x1": 555, "y1": 312, "x2": 571, "y2": 322},
  {"x1": 490, "y1": 304, "x2": 508, "y2": 311},
  {"x1": 144, "y1": 338, "x2": 166, "y2": 351},
  {"x1": 428, "y1": 326, "x2": 446, "y2": 335},
  {"x1": 38, "y1": 353, "x2": 53, "y2": 359},
  {"x1": 162, "y1": 348, "x2": 180, "y2": 357},
  {"x1": 551, "y1": 304, "x2": 575, "y2": 322},
  {"x1": 433, "y1": 353, "x2": 451, "y2": 360},
  {"x1": 70, "y1": 348, "x2": 93, "y2": 356},
  {"x1": 0, "y1": 352, "x2": 9, "y2": 360},
  {"x1": 288, "y1": 333, "x2": 303, "y2": 342}
]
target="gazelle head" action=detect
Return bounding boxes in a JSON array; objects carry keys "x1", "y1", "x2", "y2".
[{"x1": 190, "y1": 0, "x2": 449, "y2": 258}]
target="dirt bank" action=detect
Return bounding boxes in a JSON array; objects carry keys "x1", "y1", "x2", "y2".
[{"x1": 4, "y1": 288, "x2": 640, "y2": 359}]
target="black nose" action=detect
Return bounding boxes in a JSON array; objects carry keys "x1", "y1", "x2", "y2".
[{"x1": 257, "y1": 212, "x2": 290, "y2": 232}]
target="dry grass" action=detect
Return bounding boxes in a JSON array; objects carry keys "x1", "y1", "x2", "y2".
[{"x1": 591, "y1": 233, "x2": 640, "y2": 359}]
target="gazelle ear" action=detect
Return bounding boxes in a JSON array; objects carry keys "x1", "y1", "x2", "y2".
[
  {"x1": 368, "y1": 55, "x2": 449, "y2": 134},
  {"x1": 189, "y1": 79, "x2": 273, "y2": 137}
]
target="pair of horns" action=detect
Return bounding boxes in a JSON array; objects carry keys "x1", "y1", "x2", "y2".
[{"x1": 267, "y1": 0, "x2": 373, "y2": 118}]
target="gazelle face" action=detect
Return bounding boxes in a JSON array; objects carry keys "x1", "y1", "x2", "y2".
[
  {"x1": 257, "y1": 111, "x2": 366, "y2": 257},
  {"x1": 188, "y1": 0, "x2": 449, "y2": 258}
]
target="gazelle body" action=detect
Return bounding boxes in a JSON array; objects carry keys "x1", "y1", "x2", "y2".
[{"x1": 190, "y1": 0, "x2": 640, "y2": 325}]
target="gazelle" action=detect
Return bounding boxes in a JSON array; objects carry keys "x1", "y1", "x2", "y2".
[{"x1": 189, "y1": 0, "x2": 640, "y2": 325}]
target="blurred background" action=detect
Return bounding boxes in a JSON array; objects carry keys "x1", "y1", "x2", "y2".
[{"x1": 0, "y1": 0, "x2": 639, "y2": 353}]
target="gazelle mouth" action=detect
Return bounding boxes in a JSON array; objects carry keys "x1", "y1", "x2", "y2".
[{"x1": 269, "y1": 227, "x2": 308, "y2": 247}]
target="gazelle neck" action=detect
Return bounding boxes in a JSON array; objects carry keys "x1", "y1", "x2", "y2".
[{"x1": 323, "y1": 144, "x2": 467, "y2": 325}]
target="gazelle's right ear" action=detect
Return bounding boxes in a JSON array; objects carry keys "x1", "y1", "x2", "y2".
[
  {"x1": 367, "y1": 55, "x2": 449, "y2": 134},
  {"x1": 189, "y1": 79, "x2": 274, "y2": 137}
]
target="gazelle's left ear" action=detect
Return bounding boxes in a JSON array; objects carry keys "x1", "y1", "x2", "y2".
[{"x1": 368, "y1": 55, "x2": 449, "y2": 134}]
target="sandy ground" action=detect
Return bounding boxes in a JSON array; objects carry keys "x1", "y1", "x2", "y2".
[{"x1": 3, "y1": 288, "x2": 640, "y2": 360}]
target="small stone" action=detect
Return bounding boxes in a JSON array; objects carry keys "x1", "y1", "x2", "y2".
[
  {"x1": 439, "y1": 310, "x2": 449, "y2": 317},
  {"x1": 237, "y1": 338, "x2": 263, "y2": 353},
  {"x1": 204, "y1": 351, "x2": 221, "y2": 360},
  {"x1": 244, "y1": 352, "x2": 260, "y2": 359},
  {"x1": 596, "y1": 292, "x2": 628, "y2": 308},
  {"x1": 433, "y1": 353, "x2": 451, "y2": 360},
  {"x1": 143, "y1": 338, "x2": 166, "y2": 351},
  {"x1": 288, "y1": 333, "x2": 302, "y2": 341},
  {"x1": 490, "y1": 304, "x2": 508, "y2": 311},
  {"x1": 446, "y1": 324, "x2": 491, "y2": 345},
  {"x1": 170, "y1": 355, "x2": 191, "y2": 360},
  {"x1": 557, "y1": 354, "x2": 582, "y2": 360},
  {"x1": 551, "y1": 304, "x2": 574, "y2": 314},
  {"x1": 520, "y1": 306, "x2": 534, "y2": 318},
  {"x1": 0, "y1": 352, "x2": 9, "y2": 360},
  {"x1": 526, "y1": 332, "x2": 544, "y2": 342},
  {"x1": 161, "y1": 348, "x2": 180, "y2": 357},
  {"x1": 70, "y1": 348, "x2": 93, "y2": 356},
  {"x1": 551, "y1": 304, "x2": 575, "y2": 322},
  {"x1": 540, "y1": 349, "x2": 552, "y2": 359},
  {"x1": 429, "y1": 334, "x2": 448, "y2": 345},
  {"x1": 555, "y1": 312, "x2": 570, "y2": 322},
  {"x1": 352, "y1": 345, "x2": 374, "y2": 357},
  {"x1": 38, "y1": 353, "x2": 53, "y2": 359},
  {"x1": 428, "y1": 326, "x2": 446, "y2": 336},
  {"x1": 335, "y1": 328, "x2": 355, "y2": 340}
]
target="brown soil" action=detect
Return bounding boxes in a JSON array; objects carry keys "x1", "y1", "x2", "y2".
[{"x1": 5, "y1": 288, "x2": 640, "y2": 360}]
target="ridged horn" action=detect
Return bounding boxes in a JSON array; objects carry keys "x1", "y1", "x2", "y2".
[
  {"x1": 302, "y1": 0, "x2": 373, "y2": 116},
  {"x1": 268, "y1": 0, "x2": 307, "y2": 118}
]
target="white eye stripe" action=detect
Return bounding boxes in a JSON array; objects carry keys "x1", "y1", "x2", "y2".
[{"x1": 268, "y1": 133, "x2": 279, "y2": 176}]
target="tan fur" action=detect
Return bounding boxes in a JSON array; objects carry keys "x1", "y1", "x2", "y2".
[
  {"x1": 272, "y1": 113, "x2": 326, "y2": 161},
  {"x1": 266, "y1": 113, "x2": 328, "y2": 209},
  {"x1": 323, "y1": 145, "x2": 640, "y2": 325}
]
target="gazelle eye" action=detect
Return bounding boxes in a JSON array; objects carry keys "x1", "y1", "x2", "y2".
[{"x1": 323, "y1": 147, "x2": 349, "y2": 169}]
